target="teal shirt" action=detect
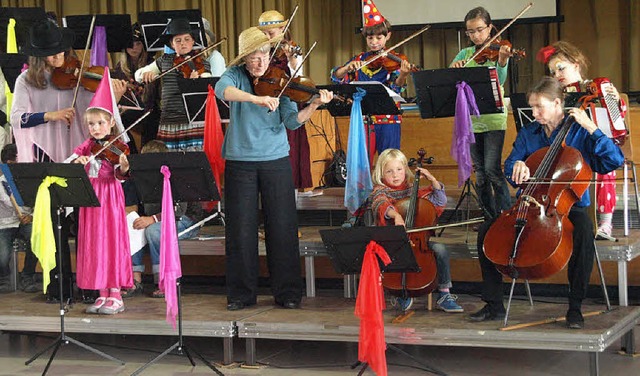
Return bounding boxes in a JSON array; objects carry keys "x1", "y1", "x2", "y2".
[
  {"x1": 215, "y1": 65, "x2": 302, "y2": 161},
  {"x1": 451, "y1": 46, "x2": 508, "y2": 133}
]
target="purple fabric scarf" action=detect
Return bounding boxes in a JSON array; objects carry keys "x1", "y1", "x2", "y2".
[
  {"x1": 451, "y1": 81, "x2": 479, "y2": 187},
  {"x1": 90, "y1": 26, "x2": 108, "y2": 67}
]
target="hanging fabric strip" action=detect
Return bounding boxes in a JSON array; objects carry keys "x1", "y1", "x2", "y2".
[
  {"x1": 451, "y1": 81, "x2": 479, "y2": 187},
  {"x1": 345, "y1": 87, "x2": 373, "y2": 214}
]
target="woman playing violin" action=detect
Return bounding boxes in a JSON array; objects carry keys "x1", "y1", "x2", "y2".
[
  {"x1": 331, "y1": 1, "x2": 410, "y2": 163},
  {"x1": 11, "y1": 19, "x2": 126, "y2": 163},
  {"x1": 257, "y1": 10, "x2": 312, "y2": 194},
  {"x1": 450, "y1": 6, "x2": 513, "y2": 221},
  {"x1": 135, "y1": 18, "x2": 212, "y2": 151},
  {"x1": 472, "y1": 77, "x2": 624, "y2": 328},
  {"x1": 214, "y1": 27, "x2": 333, "y2": 311}
]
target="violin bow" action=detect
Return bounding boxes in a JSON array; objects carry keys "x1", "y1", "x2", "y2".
[
  {"x1": 463, "y1": 2, "x2": 533, "y2": 67},
  {"x1": 86, "y1": 110, "x2": 152, "y2": 163},
  {"x1": 268, "y1": 3, "x2": 300, "y2": 64},
  {"x1": 357, "y1": 24, "x2": 431, "y2": 71},
  {"x1": 71, "y1": 15, "x2": 97, "y2": 109},
  {"x1": 274, "y1": 41, "x2": 317, "y2": 100},
  {"x1": 153, "y1": 38, "x2": 227, "y2": 82}
]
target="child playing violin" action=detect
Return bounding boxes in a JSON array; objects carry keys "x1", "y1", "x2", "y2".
[
  {"x1": 331, "y1": 0, "x2": 411, "y2": 161},
  {"x1": 450, "y1": 6, "x2": 512, "y2": 220},
  {"x1": 70, "y1": 77, "x2": 133, "y2": 315},
  {"x1": 537, "y1": 41, "x2": 627, "y2": 238},
  {"x1": 369, "y1": 149, "x2": 463, "y2": 313},
  {"x1": 135, "y1": 18, "x2": 212, "y2": 151}
]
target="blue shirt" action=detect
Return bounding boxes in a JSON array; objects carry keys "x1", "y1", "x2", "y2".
[
  {"x1": 214, "y1": 65, "x2": 302, "y2": 161},
  {"x1": 504, "y1": 116, "x2": 625, "y2": 207}
]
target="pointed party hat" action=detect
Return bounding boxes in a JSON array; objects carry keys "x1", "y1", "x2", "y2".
[
  {"x1": 87, "y1": 67, "x2": 129, "y2": 142},
  {"x1": 362, "y1": 0, "x2": 386, "y2": 27}
]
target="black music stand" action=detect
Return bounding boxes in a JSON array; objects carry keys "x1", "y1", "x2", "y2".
[
  {"x1": 0, "y1": 53, "x2": 28, "y2": 92},
  {"x1": 128, "y1": 152, "x2": 222, "y2": 376},
  {"x1": 318, "y1": 82, "x2": 401, "y2": 159},
  {"x1": 319, "y1": 226, "x2": 446, "y2": 376},
  {"x1": 413, "y1": 67, "x2": 501, "y2": 232},
  {"x1": 0, "y1": 7, "x2": 47, "y2": 52},
  {"x1": 177, "y1": 77, "x2": 230, "y2": 124},
  {"x1": 63, "y1": 14, "x2": 133, "y2": 52},
  {"x1": 8, "y1": 163, "x2": 125, "y2": 375},
  {"x1": 138, "y1": 10, "x2": 205, "y2": 53}
]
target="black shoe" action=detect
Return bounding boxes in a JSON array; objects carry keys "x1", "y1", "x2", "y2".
[
  {"x1": 275, "y1": 299, "x2": 301, "y2": 309},
  {"x1": 20, "y1": 275, "x2": 39, "y2": 293},
  {"x1": 226, "y1": 301, "x2": 255, "y2": 311},
  {"x1": 469, "y1": 304, "x2": 505, "y2": 322},
  {"x1": 566, "y1": 309, "x2": 584, "y2": 329}
]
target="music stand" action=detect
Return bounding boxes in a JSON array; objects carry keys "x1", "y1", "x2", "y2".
[
  {"x1": 138, "y1": 10, "x2": 206, "y2": 53},
  {"x1": 63, "y1": 14, "x2": 133, "y2": 52},
  {"x1": 177, "y1": 77, "x2": 230, "y2": 124},
  {"x1": 0, "y1": 7, "x2": 47, "y2": 52},
  {"x1": 0, "y1": 53, "x2": 28, "y2": 92},
  {"x1": 413, "y1": 67, "x2": 501, "y2": 232},
  {"x1": 8, "y1": 163, "x2": 124, "y2": 375},
  {"x1": 319, "y1": 226, "x2": 446, "y2": 376},
  {"x1": 128, "y1": 152, "x2": 222, "y2": 375}
]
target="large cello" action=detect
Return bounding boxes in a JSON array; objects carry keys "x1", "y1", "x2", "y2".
[
  {"x1": 382, "y1": 149, "x2": 438, "y2": 297},
  {"x1": 483, "y1": 114, "x2": 592, "y2": 280}
]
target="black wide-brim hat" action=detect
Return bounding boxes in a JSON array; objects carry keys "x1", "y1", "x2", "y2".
[
  {"x1": 22, "y1": 19, "x2": 75, "y2": 57},
  {"x1": 158, "y1": 18, "x2": 199, "y2": 47}
]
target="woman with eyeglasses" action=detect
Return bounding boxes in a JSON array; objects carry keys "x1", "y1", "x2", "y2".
[{"x1": 449, "y1": 7, "x2": 512, "y2": 221}]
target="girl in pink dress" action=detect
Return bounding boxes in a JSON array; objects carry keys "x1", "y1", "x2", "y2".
[{"x1": 71, "y1": 74, "x2": 132, "y2": 315}]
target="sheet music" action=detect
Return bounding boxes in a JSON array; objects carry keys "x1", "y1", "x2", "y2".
[
  {"x1": 350, "y1": 81, "x2": 406, "y2": 103},
  {"x1": 586, "y1": 107, "x2": 614, "y2": 138},
  {"x1": 127, "y1": 211, "x2": 147, "y2": 255}
]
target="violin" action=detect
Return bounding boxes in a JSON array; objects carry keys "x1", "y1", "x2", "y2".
[
  {"x1": 473, "y1": 40, "x2": 526, "y2": 65},
  {"x1": 275, "y1": 40, "x2": 303, "y2": 59},
  {"x1": 382, "y1": 148, "x2": 438, "y2": 297},
  {"x1": 366, "y1": 50, "x2": 420, "y2": 72},
  {"x1": 51, "y1": 58, "x2": 123, "y2": 93},
  {"x1": 253, "y1": 66, "x2": 350, "y2": 104},
  {"x1": 173, "y1": 54, "x2": 206, "y2": 78},
  {"x1": 90, "y1": 136, "x2": 130, "y2": 165}
]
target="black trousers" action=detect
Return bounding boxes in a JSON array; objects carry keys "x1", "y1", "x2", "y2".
[
  {"x1": 224, "y1": 158, "x2": 302, "y2": 304},
  {"x1": 478, "y1": 206, "x2": 595, "y2": 310}
]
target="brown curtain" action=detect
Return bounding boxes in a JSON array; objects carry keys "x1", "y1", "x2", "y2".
[{"x1": 1, "y1": 0, "x2": 638, "y2": 93}]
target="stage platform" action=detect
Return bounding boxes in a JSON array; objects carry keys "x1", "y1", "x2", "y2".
[{"x1": 0, "y1": 292, "x2": 637, "y2": 375}]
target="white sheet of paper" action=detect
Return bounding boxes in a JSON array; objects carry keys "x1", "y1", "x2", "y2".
[
  {"x1": 127, "y1": 211, "x2": 147, "y2": 256},
  {"x1": 586, "y1": 107, "x2": 613, "y2": 138}
]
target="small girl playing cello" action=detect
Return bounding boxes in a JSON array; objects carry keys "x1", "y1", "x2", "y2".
[{"x1": 369, "y1": 149, "x2": 463, "y2": 313}]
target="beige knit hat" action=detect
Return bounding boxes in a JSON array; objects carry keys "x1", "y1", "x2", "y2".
[
  {"x1": 257, "y1": 10, "x2": 288, "y2": 30},
  {"x1": 228, "y1": 26, "x2": 282, "y2": 66}
]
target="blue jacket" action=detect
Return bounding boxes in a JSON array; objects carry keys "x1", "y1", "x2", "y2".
[{"x1": 504, "y1": 116, "x2": 625, "y2": 207}]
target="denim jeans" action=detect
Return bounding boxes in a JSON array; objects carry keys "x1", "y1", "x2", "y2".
[
  {"x1": 131, "y1": 217, "x2": 198, "y2": 274},
  {"x1": 470, "y1": 130, "x2": 512, "y2": 218},
  {"x1": 430, "y1": 241, "x2": 452, "y2": 290},
  {"x1": 224, "y1": 157, "x2": 302, "y2": 304},
  {"x1": 0, "y1": 223, "x2": 32, "y2": 277}
]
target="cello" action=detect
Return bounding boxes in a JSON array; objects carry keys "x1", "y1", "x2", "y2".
[
  {"x1": 382, "y1": 149, "x2": 438, "y2": 297},
  {"x1": 483, "y1": 113, "x2": 592, "y2": 280}
]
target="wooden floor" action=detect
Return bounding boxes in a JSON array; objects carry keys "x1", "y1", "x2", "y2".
[{"x1": 0, "y1": 290, "x2": 638, "y2": 375}]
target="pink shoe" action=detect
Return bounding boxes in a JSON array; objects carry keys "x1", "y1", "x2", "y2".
[
  {"x1": 98, "y1": 297, "x2": 125, "y2": 315},
  {"x1": 86, "y1": 297, "x2": 107, "y2": 314}
]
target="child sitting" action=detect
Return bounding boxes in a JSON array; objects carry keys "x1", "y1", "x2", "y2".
[
  {"x1": 0, "y1": 144, "x2": 37, "y2": 293},
  {"x1": 369, "y1": 148, "x2": 463, "y2": 313}
]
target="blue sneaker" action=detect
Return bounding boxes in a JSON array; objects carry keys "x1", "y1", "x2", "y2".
[
  {"x1": 436, "y1": 293, "x2": 464, "y2": 313},
  {"x1": 393, "y1": 296, "x2": 414, "y2": 312}
]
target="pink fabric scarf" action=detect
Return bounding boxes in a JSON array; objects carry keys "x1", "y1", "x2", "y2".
[
  {"x1": 159, "y1": 165, "x2": 181, "y2": 329},
  {"x1": 452, "y1": 81, "x2": 479, "y2": 187}
]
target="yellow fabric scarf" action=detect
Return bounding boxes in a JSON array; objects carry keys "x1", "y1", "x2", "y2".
[
  {"x1": 5, "y1": 18, "x2": 17, "y2": 123},
  {"x1": 31, "y1": 176, "x2": 68, "y2": 293}
]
